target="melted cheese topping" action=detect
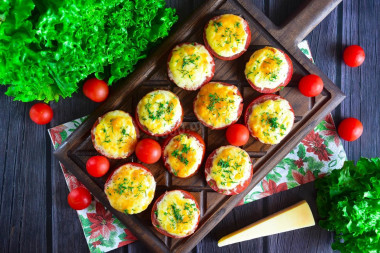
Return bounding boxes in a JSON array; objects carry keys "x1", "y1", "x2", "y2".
[
  {"x1": 207, "y1": 146, "x2": 251, "y2": 191},
  {"x1": 164, "y1": 133, "x2": 204, "y2": 178},
  {"x1": 105, "y1": 164, "x2": 156, "y2": 214},
  {"x1": 245, "y1": 47, "x2": 290, "y2": 89},
  {"x1": 156, "y1": 191, "x2": 200, "y2": 237},
  {"x1": 194, "y1": 82, "x2": 242, "y2": 128},
  {"x1": 205, "y1": 14, "x2": 249, "y2": 57},
  {"x1": 137, "y1": 90, "x2": 182, "y2": 135},
  {"x1": 168, "y1": 43, "x2": 214, "y2": 90},
  {"x1": 247, "y1": 99, "x2": 294, "y2": 144},
  {"x1": 93, "y1": 110, "x2": 138, "y2": 159}
]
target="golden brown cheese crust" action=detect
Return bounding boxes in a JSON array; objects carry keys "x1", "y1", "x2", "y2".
[
  {"x1": 92, "y1": 110, "x2": 138, "y2": 159},
  {"x1": 207, "y1": 146, "x2": 251, "y2": 191},
  {"x1": 155, "y1": 191, "x2": 200, "y2": 237},
  {"x1": 245, "y1": 47, "x2": 289, "y2": 89},
  {"x1": 168, "y1": 43, "x2": 214, "y2": 90},
  {"x1": 164, "y1": 133, "x2": 204, "y2": 178},
  {"x1": 205, "y1": 14, "x2": 249, "y2": 57},
  {"x1": 105, "y1": 164, "x2": 156, "y2": 214},
  {"x1": 194, "y1": 82, "x2": 242, "y2": 129},
  {"x1": 137, "y1": 90, "x2": 182, "y2": 135},
  {"x1": 247, "y1": 98, "x2": 294, "y2": 144}
]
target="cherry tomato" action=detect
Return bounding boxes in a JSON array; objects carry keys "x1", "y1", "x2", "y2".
[
  {"x1": 338, "y1": 117, "x2": 363, "y2": 141},
  {"x1": 135, "y1": 139, "x2": 161, "y2": 164},
  {"x1": 343, "y1": 45, "x2": 365, "y2": 67},
  {"x1": 67, "y1": 187, "x2": 92, "y2": 210},
  {"x1": 29, "y1": 103, "x2": 53, "y2": 125},
  {"x1": 86, "y1": 156, "x2": 110, "y2": 177},
  {"x1": 226, "y1": 124, "x2": 250, "y2": 146},
  {"x1": 83, "y1": 78, "x2": 109, "y2": 102},
  {"x1": 298, "y1": 74, "x2": 324, "y2": 97}
]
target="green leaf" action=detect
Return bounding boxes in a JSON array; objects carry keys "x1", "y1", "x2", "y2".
[
  {"x1": 297, "y1": 145, "x2": 306, "y2": 159},
  {"x1": 316, "y1": 157, "x2": 380, "y2": 252},
  {"x1": 0, "y1": 0, "x2": 178, "y2": 102},
  {"x1": 83, "y1": 226, "x2": 92, "y2": 237},
  {"x1": 315, "y1": 121, "x2": 328, "y2": 131},
  {"x1": 287, "y1": 182, "x2": 299, "y2": 188},
  {"x1": 79, "y1": 214, "x2": 92, "y2": 227},
  {"x1": 113, "y1": 217, "x2": 126, "y2": 228},
  {"x1": 304, "y1": 156, "x2": 324, "y2": 171},
  {"x1": 59, "y1": 130, "x2": 68, "y2": 143},
  {"x1": 266, "y1": 172, "x2": 281, "y2": 182}
]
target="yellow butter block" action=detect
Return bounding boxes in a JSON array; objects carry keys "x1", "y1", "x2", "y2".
[{"x1": 218, "y1": 200, "x2": 315, "y2": 247}]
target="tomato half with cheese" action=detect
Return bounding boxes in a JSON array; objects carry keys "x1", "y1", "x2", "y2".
[
  {"x1": 245, "y1": 94, "x2": 294, "y2": 145},
  {"x1": 151, "y1": 190, "x2": 200, "y2": 238},
  {"x1": 91, "y1": 110, "x2": 139, "y2": 159},
  {"x1": 162, "y1": 131, "x2": 205, "y2": 178},
  {"x1": 104, "y1": 163, "x2": 156, "y2": 214},
  {"x1": 205, "y1": 145, "x2": 253, "y2": 195},
  {"x1": 135, "y1": 90, "x2": 183, "y2": 136},
  {"x1": 245, "y1": 46, "x2": 293, "y2": 93},
  {"x1": 203, "y1": 14, "x2": 251, "y2": 60},
  {"x1": 193, "y1": 82, "x2": 243, "y2": 129},
  {"x1": 167, "y1": 42, "x2": 215, "y2": 90}
]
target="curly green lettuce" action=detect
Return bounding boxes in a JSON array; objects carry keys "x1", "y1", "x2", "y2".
[
  {"x1": 0, "y1": 0, "x2": 177, "y2": 102},
  {"x1": 316, "y1": 157, "x2": 380, "y2": 252}
]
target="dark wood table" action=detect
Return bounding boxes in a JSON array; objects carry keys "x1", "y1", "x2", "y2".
[{"x1": 1, "y1": 0, "x2": 378, "y2": 252}]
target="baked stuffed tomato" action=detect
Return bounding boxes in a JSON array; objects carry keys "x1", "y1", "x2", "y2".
[
  {"x1": 162, "y1": 131, "x2": 205, "y2": 178},
  {"x1": 205, "y1": 145, "x2": 253, "y2": 195},
  {"x1": 91, "y1": 110, "x2": 139, "y2": 159},
  {"x1": 193, "y1": 82, "x2": 243, "y2": 129},
  {"x1": 245, "y1": 94, "x2": 294, "y2": 145},
  {"x1": 203, "y1": 14, "x2": 251, "y2": 60},
  {"x1": 104, "y1": 163, "x2": 156, "y2": 214},
  {"x1": 245, "y1": 46, "x2": 293, "y2": 93},
  {"x1": 136, "y1": 90, "x2": 183, "y2": 136},
  {"x1": 151, "y1": 190, "x2": 200, "y2": 238},
  {"x1": 167, "y1": 42, "x2": 215, "y2": 90}
]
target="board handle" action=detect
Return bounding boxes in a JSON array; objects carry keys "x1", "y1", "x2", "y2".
[{"x1": 279, "y1": 0, "x2": 342, "y2": 45}]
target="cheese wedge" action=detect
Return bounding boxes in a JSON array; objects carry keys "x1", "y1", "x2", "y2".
[{"x1": 218, "y1": 200, "x2": 315, "y2": 247}]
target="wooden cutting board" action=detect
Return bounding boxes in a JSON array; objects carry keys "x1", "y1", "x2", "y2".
[{"x1": 55, "y1": 0, "x2": 344, "y2": 252}]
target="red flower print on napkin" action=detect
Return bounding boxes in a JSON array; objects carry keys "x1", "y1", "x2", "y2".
[
  {"x1": 92, "y1": 240, "x2": 101, "y2": 248},
  {"x1": 294, "y1": 158, "x2": 304, "y2": 168},
  {"x1": 118, "y1": 229, "x2": 137, "y2": 247},
  {"x1": 301, "y1": 130, "x2": 332, "y2": 161},
  {"x1": 88, "y1": 202, "x2": 116, "y2": 240},
  {"x1": 322, "y1": 114, "x2": 340, "y2": 147},
  {"x1": 49, "y1": 125, "x2": 67, "y2": 146},
  {"x1": 259, "y1": 179, "x2": 288, "y2": 198},
  {"x1": 292, "y1": 170, "x2": 315, "y2": 184},
  {"x1": 61, "y1": 164, "x2": 84, "y2": 191}
]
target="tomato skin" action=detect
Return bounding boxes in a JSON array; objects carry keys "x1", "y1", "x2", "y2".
[
  {"x1": 343, "y1": 45, "x2": 365, "y2": 67},
  {"x1": 67, "y1": 187, "x2": 92, "y2": 210},
  {"x1": 151, "y1": 190, "x2": 200, "y2": 238},
  {"x1": 298, "y1": 74, "x2": 324, "y2": 97},
  {"x1": 29, "y1": 103, "x2": 53, "y2": 125},
  {"x1": 338, "y1": 117, "x2": 363, "y2": 141},
  {"x1": 203, "y1": 15, "x2": 251, "y2": 60},
  {"x1": 83, "y1": 78, "x2": 109, "y2": 102},
  {"x1": 135, "y1": 139, "x2": 162, "y2": 164},
  {"x1": 161, "y1": 130, "x2": 206, "y2": 178},
  {"x1": 225, "y1": 124, "x2": 250, "y2": 146},
  {"x1": 86, "y1": 156, "x2": 110, "y2": 177}
]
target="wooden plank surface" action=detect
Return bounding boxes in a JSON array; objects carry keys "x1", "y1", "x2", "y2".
[{"x1": 0, "y1": 0, "x2": 379, "y2": 252}]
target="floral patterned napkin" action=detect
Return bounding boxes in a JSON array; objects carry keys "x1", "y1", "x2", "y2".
[{"x1": 48, "y1": 41, "x2": 346, "y2": 253}]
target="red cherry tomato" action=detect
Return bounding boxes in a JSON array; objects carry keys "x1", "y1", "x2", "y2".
[
  {"x1": 67, "y1": 187, "x2": 92, "y2": 210},
  {"x1": 343, "y1": 45, "x2": 365, "y2": 67},
  {"x1": 135, "y1": 139, "x2": 161, "y2": 164},
  {"x1": 83, "y1": 78, "x2": 109, "y2": 102},
  {"x1": 226, "y1": 124, "x2": 250, "y2": 146},
  {"x1": 29, "y1": 103, "x2": 53, "y2": 125},
  {"x1": 338, "y1": 118, "x2": 363, "y2": 141},
  {"x1": 298, "y1": 74, "x2": 324, "y2": 97},
  {"x1": 86, "y1": 156, "x2": 110, "y2": 177}
]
